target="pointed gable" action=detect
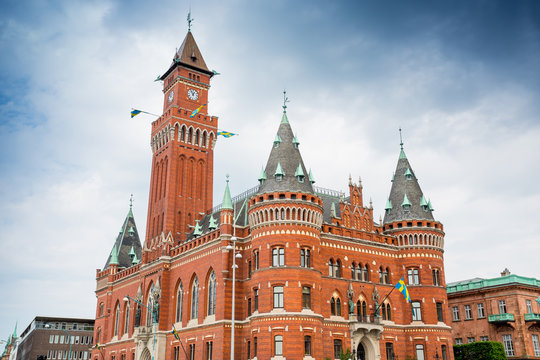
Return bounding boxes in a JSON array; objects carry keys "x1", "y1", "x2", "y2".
[
  {"x1": 383, "y1": 147, "x2": 435, "y2": 224},
  {"x1": 257, "y1": 108, "x2": 314, "y2": 194},
  {"x1": 104, "y1": 205, "x2": 143, "y2": 269}
]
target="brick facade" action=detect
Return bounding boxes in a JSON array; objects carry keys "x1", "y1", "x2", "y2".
[
  {"x1": 447, "y1": 271, "x2": 540, "y2": 359},
  {"x1": 92, "y1": 29, "x2": 454, "y2": 360}
]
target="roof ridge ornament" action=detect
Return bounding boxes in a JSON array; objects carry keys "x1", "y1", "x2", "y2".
[
  {"x1": 282, "y1": 90, "x2": 290, "y2": 113},
  {"x1": 187, "y1": 10, "x2": 194, "y2": 32}
]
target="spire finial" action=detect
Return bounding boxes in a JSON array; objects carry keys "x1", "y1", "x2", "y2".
[
  {"x1": 399, "y1": 127, "x2": 404, "y2": 150},
  {"x1": 282, "y1": 90, "x2": 290, "y2": 112},
  {"x1": 187, "y1": 10, "x2": 194, "y2": 32},
  {"x1": 226, "y1": 173, "x2": 230, "y2": 183},
  {"x1": 129, "y1": 194, "x2": 134, "y2": 209}
]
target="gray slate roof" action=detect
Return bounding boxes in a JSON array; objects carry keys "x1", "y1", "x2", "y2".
[
  {"x1": 383, "y1": 148, "x2": 435, "y2": 224},
  {"x1": 257, "y1": 111, "x2": 314, "y2": 194},
  {"x1": 104, "y1": 207, "x2": 142, "y2": 269},
  {"x1": 160, "y1": 31, "x2": 213, "y2": 80}
]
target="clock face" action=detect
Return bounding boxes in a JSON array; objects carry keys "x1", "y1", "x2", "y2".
[
  {"x1": 168, "y1": 91, "x2": 174, "y2": 103},
  {"x1": 187, "y1": 89, "x2": 199, "y2": 101}
]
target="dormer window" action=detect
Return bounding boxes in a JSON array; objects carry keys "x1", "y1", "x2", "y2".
[
  {"x1": 274, "y1": 162, "x2": 284, "y2": 182},
  {"x1": 292, "y1": 135, "x2": 300, "y2": 149},
  {"x1": 274, "y1": 134, "x2": 282, "y2": 148},
  {"x1": 420, "y1": 195, "x2": 429, "y2": 212},
  {"x1": 258, "y1": 167, "x2": 267, "y2": 185},
  {"x1": 405, "y1": 168, "x2": 413, "y2": 180},
  {"x1": 402, "y1": 194, "x2": 411, "y2": 211},
  {"x1": 295, "y1": 164, "x2": 305, "y2": 183},
  {"x1": 385, "y1": 199, "x2": 392, "y2": 214}
]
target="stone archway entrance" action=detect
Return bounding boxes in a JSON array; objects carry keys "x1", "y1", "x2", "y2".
[
  {"x1": 140, "y1": 348, "x2": 151, "y2": 360},
  {"x1": 357, "y1": 343, "x2": 366, "y2": 360}
]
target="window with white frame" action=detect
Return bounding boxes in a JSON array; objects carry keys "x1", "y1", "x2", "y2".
[
  {"x1": 480, "y1": 336, "x2": 489, "y2": 341},
  {"x1": 477, "y1": 303, "x2": 485, "y2": 318},
  {"x1": 532, "y1": 334, "x2": 540, "y2": 357},
  {"x1": 273, "y1": 286, "x2": 284, "y2": 309},
  {"x1": 407, "y1": 268, "x2": 419, "y2": 285},
  {"x1": 467, "y1": 337, "x2": 475, "y2": 343},
  {"x1": 464, "y1": 305, "x2": 472, "y2": 320},
  {"x1": 272, "y1": 247, "x2": 284, "y2": 267},
  {"x1": 455, "y1": 338, "x2": 463, "y2": 345},
  {"x1": 415, "y1": 344, "x2": 425, "y2": 360},
  {"x1": 502, "y1": 334, "x2": 514, "y2": 356},
  {"x1": 526, "y1": 299, "x2": 533, "y2": 313},
  {"x1": 499, "y1": 300, "x2": 507, "y2": 314},
  {"x1": 274, "y1": 335, "x2": 283, "y2": 356},
  {"x1": 412, "y1": 302, "x2": 422, "y2": 321},
  {"x1": 452, "y1": 306, "x2": 460, "y2": 321}
]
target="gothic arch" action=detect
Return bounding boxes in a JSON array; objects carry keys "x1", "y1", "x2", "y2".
[
  {"x1": 189, "y1": 274, "x2": 199, "y2": 320},
  {"x1": 206, "y1": 268, "x2": 217, "y2": 316},
  {"x1": 175, "y1": 279, "x2": 184, "y2": 323},
  {"x1": 195, "y1": 128, "x2": 200, "y2": 146},
  {"x1": 140, "y1": 347, "x2": 151, "y2": 360},
  {"x1": 202, "y1": 130, "x2": 208, "y2": 147}
]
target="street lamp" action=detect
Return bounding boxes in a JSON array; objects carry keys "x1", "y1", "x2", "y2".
[
  {"x1": 45, "y1": 324, "x2": 72, "y2": 360},
  {"x1": 123, "y1": 295, "x2": 157, "y2": 360},
  {"x1": 225, "y1": 204, "x2": 241, "y2": 360}
]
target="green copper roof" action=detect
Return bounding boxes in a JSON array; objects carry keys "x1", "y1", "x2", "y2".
[
  {"x1": 405, "y1": 168, "x2": 412, "y2": 177},
  {"x1": 331, "y1": 202, "x2": 337, "y2": 218},
  {"x1": 128, "y1": 226, "x2": 135, "y2": 236},
  {"x1": 208, "y1": 215, "x2": 217, "y2": 230},
  {"x1": 399, "y1": 149, "x2": 407, "y2": 160},
  {"x1": 222, "y1": 178, "x2": 233, "y2": 210},
  {"x1": 258, "y1": 166, "x2": 267, "y2": 181},
  {"x1": 420, "y1": 195, "x2": 428, "y2": 207},
  {"x1": 385, "y1": 199, "x2": 392, "y2": 210},
  {"x1": 292, "y1": 134, "x2": 300, "y2": 146},
  {"x1": 274, "y1": 162, "x2": 284, "y2": 176},
  {"x1": 274, "y1": 134, "x2": 282, "y2": 144},
  {"x1": 401, "y1": 193, "x2": 411, "y2": 207},
  {"x1": 447, "y1": 274, "x2": 540, "y2": 294},
  {"x1": 109, "y1": 244, "x2": 119, "y2": 265},
  {"x1": 295, "y1": 163, "x2": 305, "y2": 177},
  {"x1": 281, "y1": 112, "x2": 289, "y2": 124},
  {"x1": 132, "y1": 252, "x2": 139, "y2": 265},
  {"x1": 308, "y1": 169, "x2": 315, "y2": 184},
  {"x1": 128, "y1": 246, "x2": 136, "y2": 258},
  {"x1": 193, "y1": 220, "x2": 202, "y2": 236},
  {"x1": 428, "y1": 199, "x2": 434, "y2": 211}
]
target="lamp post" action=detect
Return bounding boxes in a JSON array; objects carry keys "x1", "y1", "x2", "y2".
[
  {"x1": 123, "y1": 295, "x2": 157, "y2": 360},
  {"x1": 225, "y1": 204, "x2": 241, "y2": 360},
  {"x1": 45, "y1": 324, "x2": 72, "y2": 360}
]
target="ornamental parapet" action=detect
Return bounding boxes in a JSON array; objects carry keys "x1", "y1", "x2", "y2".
[
  {"x1": 524, "y1": 313, "x2": 540, "y2": 323},
  {"x1": 488, "y1": 313, "x2": 515, "y2": 323}
]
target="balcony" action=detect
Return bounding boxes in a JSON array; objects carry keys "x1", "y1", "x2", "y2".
[
  {"x1": 349, "y1": 314, "x2": 383, "y2": 338},
  {"x1": 488, "y1": 313, "x2": 515, "y2": 323},
  {"x1": 524, "y1": 313, "x2": 540, "y2": 323}
]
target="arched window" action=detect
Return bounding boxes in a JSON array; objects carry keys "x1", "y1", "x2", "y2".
[
  {"x1": 146, "y1": 284, "x2": 157, "y2": 326},
  {"x1": 335, "y1": 260, "x2": 341, "y2": 278},
  {"x1": 357, "y1": 263, "x2": 363, "y2": 281},
  {"x1": 329, "y1": 259, "x2": 334, "y2": 276},
  {"x1": 191, "y1": 277, "x2": 199, "y2": 319},
  {"x1": 362, "y1": 301, "x2": 367, "y2": 320},
  {"x1": 176, "y1": 282, "x2": 183, "y2": 322},
  {"x1": 180, "y1": 126, "x2": 186, "y2": 141},
  {"x1": 356, "y1": 300, "x2": 361, "y2": 320},
  {"x1": 331, "y1": 298, "x2": 336, "y2": 316},
  {"x1": 363, "y1": 265, "x2": 370, "y2": 282},
  {"x1": 188, "y1": 128, "x2": 193, "y2": 143},
  {"x1": 123, "y1": 302, "x2": 130, "y2": 335},
  {"x1": 207, "y1": 271, "x2": 216, "y2": 316},
  {"x1": 386, "y1": 303, "x2": 392, "y2": 321},
  {"x1": 336, "y1": 298, "x2": 341, "y2": 316},
  {"x1": 351, "y1": 262, "x2": 357, "y2": 279},
  {"x1": 379, "y1": 267, "x2": 384, "y2": 283},
  {"x1": 195, "y1": 129, "x2": 200, "y2": 145},
  {"x1": 202, "y1": 132, "x2": 207, "y2": 147},
  {"x1": 113, "y1": 303, "x2": 120, "y2": 336}
]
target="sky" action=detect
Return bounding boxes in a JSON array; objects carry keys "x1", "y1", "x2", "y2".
[{"x1": 1, "y1": 0, "x2": 539, "y2": 339}]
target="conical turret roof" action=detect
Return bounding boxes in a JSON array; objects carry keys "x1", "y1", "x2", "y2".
[
  {"x1": 104, "y1": 203, "x2": 143, "y2": 269},
  {"x1": 257, "y1": 108, "x2": 313, "y2": 194},
  {"x1": 383, "y1": 146, "x2": 434, "y2": 224}
]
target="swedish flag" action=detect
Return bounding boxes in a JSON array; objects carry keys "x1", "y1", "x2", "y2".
[
  {"x1": 395, "y1": 277, "x2": 411, "y2": 302},
  {"x1": 217, "y1": 131, "x2": 236, "y2": 138},
  {"x1": 190, "y1": 104, "x2": 207, "y2": 118},
  {"x1": 171, "y1": 327, "x2": 180, "y2": 340}
]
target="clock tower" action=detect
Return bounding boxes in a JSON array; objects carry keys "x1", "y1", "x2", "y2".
[{"x1": 146, "y1": 29, "x2": 217, "y2": 243}]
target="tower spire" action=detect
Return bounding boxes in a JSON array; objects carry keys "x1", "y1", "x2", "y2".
[
  {"x1": 282, "y1": 90, "x2": 289, "y2": 113},
  {"x1": 187, "y1": 10, "x2": 194, "y2": 32}
]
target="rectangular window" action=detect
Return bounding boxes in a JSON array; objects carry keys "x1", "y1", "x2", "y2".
[
  {"x1": 477, "y1": 303, "x2": 485, "y2": 318},
  {"x1": 248, "y1": 260, "x2": 252, "y2": 277},
  {"x1": 465, "y1": 305, "x2": 472, "y2": 320},
  {"x1": 480, "y1": 336, "x2": 489, "y2": 342},
  {"x1": 247, "y1": 341, "x2": 250, "y2": 360},
  {"x1": 441, "y1": 345, "x2": 447, "y2": 360},
  {"x1": 499, "y1": 300, "x2": 507, "y2": 314},
  {"x1": 274, "y1": 335, "x2": 283, "y2": 356},
  {"x1": 502, "y1": 334, "x2": 514, "y2": 356},
  {"x1": 527, "y1": 299, "x2": 533, "y2": 313},
  {"x1": 73, "y1": 323, "x2": 78, "y2": 330},
  {"x1": 532, "y1": 334, "x2": 540, "y2": 357},
  {"x1": 273, "y1": 286, "x2": 284, "y2": 308},
  {"x1": 467, "y1": 337, "x2": 475, "y2": 343},
  {"x1": 432, "y1": 269, "x2": 440, "y2": 286},
  {"x1": 62, "y1": 323, "x2": 66, "y2": 330},
  {"x1": 254, "y1": 289, "x2": 259, "y2": 311},
  {"x1": 50, "y1": 335, "x2": 54, "y2": 343},
  {"x1": 333, "y1": 339, "x2": 343, "y2": 359},
  {"x1": 272, "y1": 248, "x2": 284, "y2": 267},
  {"x1": 247, "y1": 298, "x2": 252, "y2": 316},
  {"x1": 60, "y1": 335, "x2": 64, "y2": 344},
  {"x1": 412, "y1": 302, "x2": 422, "y2": 321},
  {"x1": 206, "y1": 341, "x2": 213, "y2": 360},
  {"x1": 415, "y1": 344, "x2": 425, "y2": 360},
  {"x1": 301, "y1": 248, "x2": 311, "y2": 267},
  {"x1": 452, "y1": 306, "x2": 460, "y2": 321},
  {"x1": 436, "y1": 302, "x2": 444, "y2": 322},
  {"x1": 189, "y1": 344, "x2": 195, "y2": 360},
  {"x1": 254, "y1": 251, "x2": 259, "y2": 270},
  {"x1": 385, "y1": 343, "x2": 395, "y2": 360},
  {"x1": 174, "y1": 347, "x2": 179, "y2": 360},
  {"x1": 55, "y1": 335, "x2": 59, "y2": 344},
  {"x1": 455, "y1": 338, "x2": 463, "y2": 345},
  {"x1": 304, "y1": 336, "x2": 312, "y2": 356},
  {"x1": 254, "y1": 337, "x2": 257, "y2": 356},
  {"x1": 407, "y1": 268, "x2": 419, "y2": 285},
  {"x1": 302, "y1": 286, "x2": 311, "y2": 309}
]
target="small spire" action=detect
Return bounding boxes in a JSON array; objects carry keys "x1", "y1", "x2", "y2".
[
  {"x1": 331, "y1": 202, "x2": 337, "y2": 218},
  {"x1": 222, "y1": 175, "x2": 233, "y2": 210},
  {"x1": 428, "y1": 199, "x2": 434, "y2": 211},
  {"x1": 208, "y1": 215, "x2": 218, "y2": 230},
  {"x1": 308, "y1": 169, "x2": 315, "y2": 184},
  {"x1": 132, "y1": 252, "x2": 139, "y2": 265},
  {"x1": 292, "y1": 134, "x2": 300, "y2": 148},
  {"x1": 399, "y1": 127, "x2": 403, "y2": 150},
  {"x1": 258, "y1": 166, "x2": 267, "y2": 183},
  {"x1": 128, "y1": 226, "x2": 135, "y2": 236},
  {"x1": 348, "y1": 174, "x2": 352, "y2": 185},
  {"x1": 385, "y1": 199, "x2": 392, "y2": 210},
  {"x1": 187, "y1": 10, "x2": 194, "y2": 32},
  {"x1": 369, "y1": 197, "x2": 373, "y2": 209},
  {"x1": 274, "y1": 162, "x2": 285, "y2": 177},
  {"x1": 129, "y1": 194, "x2": 134, "y2": 209},
  {"x1": 402, "y1": 194, "x2": 411, "y2": 208},
  {"x1": 193, "y1": 220, "x2": 202, "y2": 236},
  {"x1": 274, "y1": 134, "x2": 282, "y2": 146},
  {"x1": 110, "y1": 244, "x2": 119, "y2": 265}
]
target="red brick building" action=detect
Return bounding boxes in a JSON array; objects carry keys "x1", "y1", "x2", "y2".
[
  {"x1": 93, "y1": 26, "x2": 454, "y2": 360},
  {"x1": 447, "y1": 269, "x2": 540, "y2": 359}
]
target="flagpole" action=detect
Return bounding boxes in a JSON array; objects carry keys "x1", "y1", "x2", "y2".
[
  {"x1": 373, "y1": 286, "x2": 397, "y2": 316},
  {"x1": 172, "y1": 325, "x2": 189, "y2": 360}
]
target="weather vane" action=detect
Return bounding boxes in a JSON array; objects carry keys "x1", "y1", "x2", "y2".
[
  {"x1": 399, "y1": 127, "x2": 404, "y2": 150},
  {"x1": 129, "y1": 194, "x2": 134, "y2": 209},
  {"x1": 187, "y1": 10, "x2": 194, "y2": 31},
  {"x1": 282, "y1": 90, "x2": 290, "y2": 112}
]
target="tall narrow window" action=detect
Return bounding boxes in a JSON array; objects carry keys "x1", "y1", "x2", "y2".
[
  {"x1": 432, "y1": 269, "x2": 440, "y2": 286},
  {"x1": 191, "y1": 277, "x2": 199, "y2": 319},
  {"x1": 254, "y1": 337, "x2": 257, "y2": 357},
  {"x1": 124, "y1": 302, "x2": 130, "y2": 335},
  {"x1": 189, "y1": 344, "x2": 195, "y2": 360},
  {"x1": 415, "y1": 344, "x2": 425, "y2": 360},
  {"x1": 176, "y1": 283, "x2": 184, "y2": 322},
  {"x1": 363, "y1": 265, "x2": 370, "y2": 281},
  {"x1": 254, "y1": 250, "x2": 259, "y2": 270},
  {"x1": 302, "y1": 286, "x2": 311, "y2": 309},
  {"x1": 532, "y1": 334, "x2": 540, "y2": 357},
  {"x1": 304, "y1": 336, "x2": 312, "y2": 356},
  {"x1": 464, "y1": 305, "x2": 472, "y2": 320},
  {"x1": 335, "y1": 260, "x2": 342, "y2": 278},
  {"x1": 502, "y1": 334, "x2": 514, "y2": 356},
  {"x1": 499, "y1": 300, "x2": 507, "y2": 314},
  {"x1": 527, "y1": 300, "x2": 533, "y2": 313},
  {"x1": 329, "y1": 259, "x2": 334, "y2": 276},
  {"x1": 207, "y1": 271, "x2": 216, "y2": 316},
  {"x1": 272, "y1": 248, "x2": 284, "y2": 267},
  {"x1": 412, "y1": 302, "x2": 422, "y2": 321},
  {"x1": 247, "y1": 341, "x2": 250, "y2": 360},
  {"x1": 274, "y1": 335, "x2": 283, "y2": 356},
  {"x1": 333, "y1": 340, "x2": 343, "y2": 359},
  {"x1": 336, "y1": 297, "x2": 341, "y2": 316},
  {"x1": 254, "y1": 289, "x2": 259, "y2": 311},
  {"x1": 300, "y1": 248, "x2": 310, "y2": 267},
  {"x1": 273, "y1": 286, "x2": 284, "y2": 309},
  {"x1": 205, "y1": 341, "x2": 213, "y2": 360},
  {"x1": 477, "y1": 303, "x2": 485, "y2": 318},
  {"x1": 436, "y1": 302, "x2": 444, "y2": 322},
  {"x1": 441, "y1": 345, "x2": 448, "y2": 360},
  {"x1": 247, "y1": 298, "x2": 252, "y2": 316},
  {"x1": 452, "y1": 306, "x2": 460, "y2": 321},
  {"x1": 407, "y1": 268, "x2": 419, "y2": 285},
  {"x1": 385, "y1": 343, "x2": 395, "y2": 360},
  {"x1": 331, "y1": 298, "x2": 336, "y2": 316},
  {"x1": 114, "y1": 304, "x2": 120, "y2": 336}
]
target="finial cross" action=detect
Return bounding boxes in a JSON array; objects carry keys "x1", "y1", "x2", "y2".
[
  {"x1": 130, "y1": 194, "x2": 134, "y2": 209},
  {"x1": 399, "y1": 127, "x2": 404, "y2": 150},
  {"x1": 282, "y1": 90, "x2": 290, "y2": 112},
  {"x1": 187, "y1": 11, "x2": 194, "y2": 31}
]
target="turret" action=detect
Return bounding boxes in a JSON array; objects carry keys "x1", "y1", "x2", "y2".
[{"x1": 220, "y1": 177, "x2": 233, "y2": 235}]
